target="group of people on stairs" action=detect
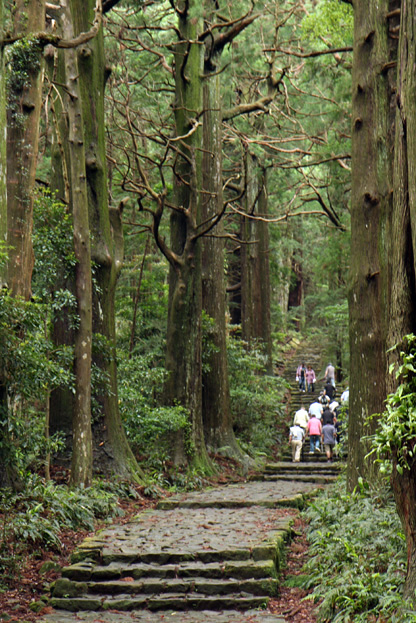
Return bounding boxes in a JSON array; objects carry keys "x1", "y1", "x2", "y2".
[{"x1": 289, "y1": 362, "x2": 349, "y2": 464}]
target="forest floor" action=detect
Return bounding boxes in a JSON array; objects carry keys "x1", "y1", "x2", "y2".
[{"x1": 0, "y1": 459, "x2": 320, "y2": 623}]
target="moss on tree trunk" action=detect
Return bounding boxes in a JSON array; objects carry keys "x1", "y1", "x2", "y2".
[
  {"x1": 6, "y1": 0, "x2": 45, "y2": 298},
  {"x1": 201, "y1": 46, "x2": 243, "y2": 460},
  {"x1": 165, "y1": 0, "x2": 212, "y2": 471},
  {"x1": 347, "y1": 0, "x2": 396, "y2": 491},
  {"x1": 75, "y1": 0, "x2": 143, "y2": 482}
]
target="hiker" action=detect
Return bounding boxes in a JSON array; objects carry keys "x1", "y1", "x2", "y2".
[
  {"x1": 293, "y1": 405, "x2": 309, "y2": 430},
  {"x1": 324, "y1": 363, "x2": 336, "y2": 388},
  {"x1": 322, "y1": 420, "x2": 337, "y2": 462},
  {"x1": 307, "y1": 413, "x2": 322, "y2": 454},
  {"x1": 309, "y1": 399, "x2": 323, "y2": 421},
  {"x1": 324, "y1": 379, "x2": 336, "y2": 400},
  {"x1": 296, "y1": 362, "x2": 306, "y2": 392},
  {"x1": 322, "y1": 405, "x2": 335, "y2": 425},
  {"x1": 318, "y1": 390, "x2": 330, "y2": 409},
  {"x1": 289, "y1": 423, "x2": 305, "y2": 462},
  {"x1": 341, "y1": 388, "x2": 349, "y2": 404},
  {"x1": 305, "y1": 365, "x2": 316, "y2": 393}
]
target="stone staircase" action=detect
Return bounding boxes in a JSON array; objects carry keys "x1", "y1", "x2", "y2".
[
  {"x1": 46, "y1": 482, "x2": 312, "y2": 616},
  {"x1": 272, "y1": 341, "x2": 346, "y2": 480},
  {"x1": 40, "y1": 341, "x2": 342, "y2": 622},
  {"x1": 264, "y1": 461, "x2": 341, "y2": 485}
]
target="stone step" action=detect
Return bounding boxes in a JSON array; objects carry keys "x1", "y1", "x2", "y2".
[
  {"x1": 50, "y1": 593, "x2": 272, "y2": 612},
  {"x1": 265, "y1": 462, "x2": 340, "y2": 476},
  {"x1": 62, "y1": 559, "x2": 276, "y2": 582},
  {"x1": 264, "y1": 474, "x2": 338, "y2": 485},
  {"x1": 49, "y1": 501, "x2": 299, "y2": 613},
  {"x1": 52, "y1": 576, "x2": 279, "y2": 599}
]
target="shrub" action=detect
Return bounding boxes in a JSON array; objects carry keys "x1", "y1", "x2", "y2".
[
  {"x1": 228, "y1": 337, "x2": 287, "y2": 455},
  {"x1": 303, "y1": 476, "x2": 407, "y2": 622}
]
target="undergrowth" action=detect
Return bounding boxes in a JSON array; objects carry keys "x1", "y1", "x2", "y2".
[
  {"x1": 0, "y1": 475, "x2": 134, "y2": 588},
  {"x1": 303, "y1": 475, "x2": 412, "y2": 622}
]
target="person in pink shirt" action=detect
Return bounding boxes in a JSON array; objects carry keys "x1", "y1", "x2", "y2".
[
  {"x1": 307, "y1": 414, "x2": 322, "y2": 453},
  {"x1": 305, "y1": 365, "x2": 316, "y2": 393}
]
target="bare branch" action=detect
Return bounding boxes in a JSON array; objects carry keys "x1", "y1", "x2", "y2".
[{"x1": 267, "y1": 45, "x2": 353, "y2": 59}]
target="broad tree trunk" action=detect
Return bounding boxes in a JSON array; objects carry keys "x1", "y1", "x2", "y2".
[
  {"x1": 201, "y1": 37, "x2": 242, "y2": 458},
  {"x1": 240, "y1": 153, "x2": 273, "y2": 369},
  {"x1": 6, "y1": 0, "x2": 45, "y2": 298},
  {"x1": 75, "y1": 0, "x2": 143, "y2": 481},
  {"x1": 347, "y1": 0, "x2": 396, "y2": 491},
  {"x1": 388, "y1": 0, "x2": 416, "y2": 601},
  {"x1": 165, "y1": 0, "x2": 211, "y2": 470},
  {"x1": 62, "y1": 0, "x2": 93, "y2": 488},
  {"x1": 253, "y1": 167, "x2": 272, "y2": 373}
]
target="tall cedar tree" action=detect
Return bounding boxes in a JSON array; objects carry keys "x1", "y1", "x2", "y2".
[
  {"x1": 201, "y1": 0, "x2": 246, "y2": 458},
  {"x1": 388, "y1": 0, "x2": 416, "y2": 601},
  {"x1": 61, "y1": 0, "x2": 94, "y2": 487},
  {"x1": 75, "y1": 0, "x2": 143, "y2": 481},
  {"x1": 347, "y1": 0, "x2": 397, "y2": 490},
  {"x1": 6, "y1": 0, "x2": 45, "y2": 298},
  {"x1": 164, "y1": 0, "x2": 211, "y2": 468}
]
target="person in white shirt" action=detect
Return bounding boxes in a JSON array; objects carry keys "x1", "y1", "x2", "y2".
[
  {"x1": 309, "y1": 401, "x2": 323, "y2": 420},
  {"x1": 289, "y1": 424, "x2": 305, "y2": 462},
  {"x1": 341, "y1": 388, "x2": 349, "y2": 403}
]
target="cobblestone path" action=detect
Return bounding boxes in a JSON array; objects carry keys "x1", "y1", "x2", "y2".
[{"x1": 38, "y1": 479, "x2": 325, "y2": 623}]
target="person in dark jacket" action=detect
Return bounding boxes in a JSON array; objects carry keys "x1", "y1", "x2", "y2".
[
  {"x1": 322, "y1": 406, "x2": 334, "y2": 426},
  {"x1": 324, "y1": 380, "x2": 335, "y2": 400}
]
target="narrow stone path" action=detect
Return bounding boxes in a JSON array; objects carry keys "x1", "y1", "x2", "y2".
[
  {"x1": 38, "y1": 344, "x2": 340, "y2": 623},
  {"x1": 38, "y1": 480, "x2": 325, "y2": 623}
]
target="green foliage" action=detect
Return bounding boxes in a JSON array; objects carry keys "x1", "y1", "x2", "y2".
[
  {"x1": 228, "y1": 337, "x2": 287, "y2": 455},
  {"x1": 6, "y1": 36, "x2": 42, "y2": 126},
  {"x1": 0, "y1": 476, "x2": 126, "y2": 587},
  {"x1": 6, "y1": 37, "x2": 42, "y2": 87},
  {"x1": 32, "y1": 191, "x2": 76, "y2": 295},
  {"x1": 0, "y1": 191, "x2": 76, "y2": 481},
  {"x1": 304, "y1": 477, "x2": 407, "y2": 622},
  {"x1": 117, "y1": 350, "x2": 191, "y2": 465},
  {"x1": 301, "y1": 0, "x2": 353, "y2": 47},
  {"x1": 369, "y1": 334, "x2": 416, "y2": 475}
]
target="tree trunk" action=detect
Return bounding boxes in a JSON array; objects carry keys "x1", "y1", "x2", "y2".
[
  {"x1": 240, "y1": 153, "x2": 273, "y2": 369},
  {"x1": 62, "y1": 0, "x2": 93, "y2": 488},
  {"x1": 240, "y1": 150, "x2": 257, "y2": 346},
  {"x1": 388, "y1": 0, "x2": 416, "y2": 601},
  {"x1": 165, "y1": 0, "x2": 211, "y2": 470},
  {"x1": 0, "y1": 0, "x2": 6, "y2": 264},
  {"x1": 253, "y1": 167, "x2": 273, "y2": 373},
  {"x1": 6, "y1": 0, "x2": 45, "y2": 299},
  {"x1": 0, "y1": 0, "x2": 10, "y2": 487},
  {"x1": 347, "y1": 0, "x2": 396, "y2": 491},
  {"x1": 74, "y1": 0, "x2": 143, "y2": 481},
  {"x1": 201, "y1": 33, "x2": 243, "y2": 459}
]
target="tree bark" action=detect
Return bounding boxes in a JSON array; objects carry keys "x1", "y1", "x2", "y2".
[
  {"x1": 0, "y1": 0, "x2": 11, "y2": 489},
  {"x1": 388, "y1": 0, "x2": 416, "y2": 601},
  {"x1": 62, "y1": 0, "x2": 93, "y2": 488},
  {"x1": 0, "y1": 0, "x2": 6, "y2": 264},
  {"x1": 240, "y1": 152, "x2": 273, "y2": 369},
  {"x1": 201, "y1": 18, "x2": 243, "y2": 458},
  {"x1": 253, "y1": 167, "x2": 273, "y2": 373},
  {"x1": 6, "y1": 0, "x2": 45, "y2": 298},
  {"x1": 240, "y1": 149, "x2": 257, "y2": 347},
  {"x1": 347, "y1": 0, "x2": 397, "y2": 491},
  {"x1": 165, "y1": 0, "x2": 211, "y2": 470},
  {"x1": 74, "y1": 0, "x2": 143, "y2": 481}
]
